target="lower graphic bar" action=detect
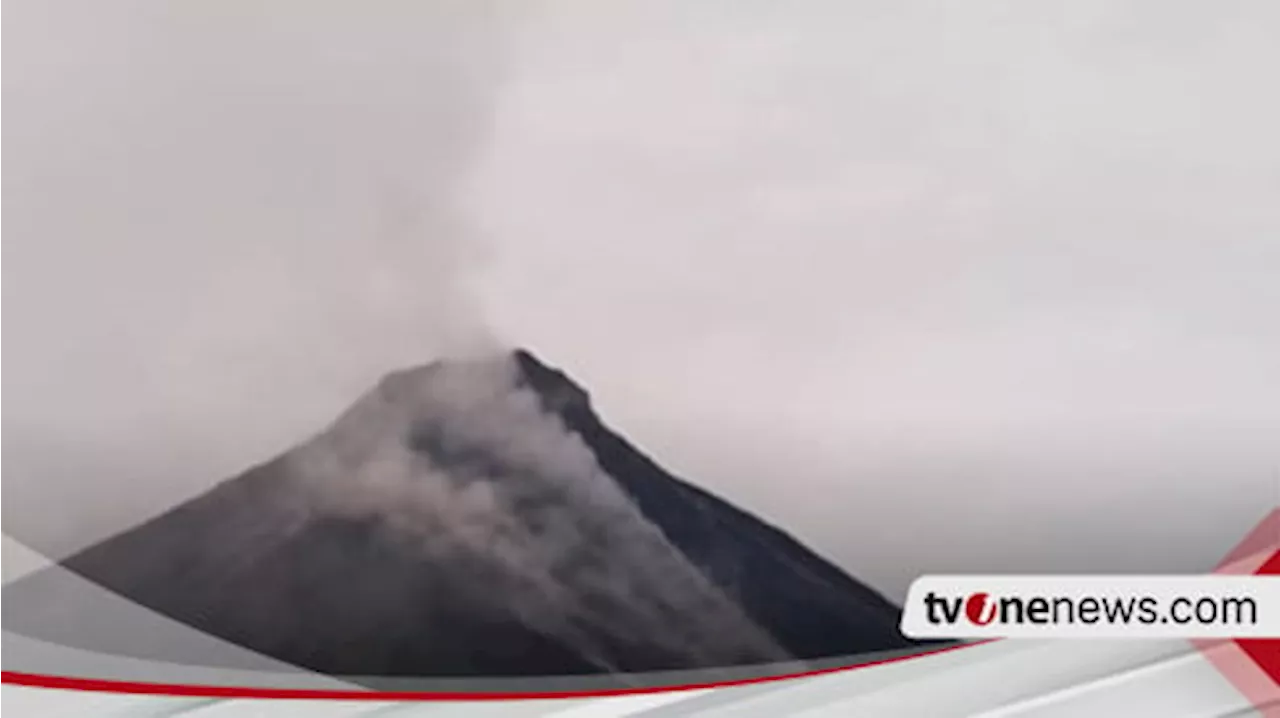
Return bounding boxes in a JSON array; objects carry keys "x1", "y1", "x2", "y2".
[{"x1": 901, "y1": 575, "x2": 1280, "y2": 639}]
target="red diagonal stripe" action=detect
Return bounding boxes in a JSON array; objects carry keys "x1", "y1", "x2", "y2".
[
  {"x1": 1217, "y1": 510, "x2": 1280, "y2": 572},
  {"x1": 1237, "y1": 549, "x2": 1280, "y2": 686},
  {"x1": 1202, "y1": 510, "x2": 1280, "y2": 714}
]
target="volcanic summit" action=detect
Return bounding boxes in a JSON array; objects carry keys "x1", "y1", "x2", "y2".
[{"x1": 4, "y1": 350, "x2": 914, "y2": 677}]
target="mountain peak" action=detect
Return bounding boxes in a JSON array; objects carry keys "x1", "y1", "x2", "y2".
[
  {"x1": 370, "y1": 348, "x2": 590, "y2": 413},
  {"x1": 509, "y1": 348, "x2": 592, "y2": 417},
  {"x1": 10, "y1": 344, "x2": 916, "y2": 680}
]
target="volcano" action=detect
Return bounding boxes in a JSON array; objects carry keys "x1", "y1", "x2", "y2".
[{"x1": 4, "y1": 350, "x2": 914, "y2": 678}]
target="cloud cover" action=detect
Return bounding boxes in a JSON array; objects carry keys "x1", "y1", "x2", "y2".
[
  {"x1": 468, "y1": 0, "x2": 1280, "y2": 598},
  {"x1": 4, "y1": 0, "x2": 1279, "y2": 602},
  {"x1": 3, "y1": 0, "x2": 514, "y2": 553}
]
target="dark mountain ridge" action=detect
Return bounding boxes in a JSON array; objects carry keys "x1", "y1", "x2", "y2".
[{"x1": 5, "y1": 349, "x2": 914, "y2": 677}]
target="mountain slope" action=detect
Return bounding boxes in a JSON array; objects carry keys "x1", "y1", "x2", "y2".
[{"x1": 5, "y1": 350, "x2": 914, "y2": 677}]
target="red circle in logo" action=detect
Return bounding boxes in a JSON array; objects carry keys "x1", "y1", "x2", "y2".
[{"x1": 965, "y1": 592, "x2": 995, "y2": 625}]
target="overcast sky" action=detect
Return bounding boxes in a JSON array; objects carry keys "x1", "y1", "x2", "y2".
[{"x1": 5, "y1": 0, "x2": 1278, "y2": 601}]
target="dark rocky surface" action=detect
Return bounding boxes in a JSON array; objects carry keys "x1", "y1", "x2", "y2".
[{"x1": 5, "y1": 350, "x2": 915, "y2": 677}]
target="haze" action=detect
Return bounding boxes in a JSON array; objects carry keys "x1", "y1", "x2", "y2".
[{"x1": 4, "y1": 0, "x2": 1278, "y2": 601}]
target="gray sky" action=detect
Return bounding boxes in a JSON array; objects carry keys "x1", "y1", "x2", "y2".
[{"x1": 5, "y1": 0, "x2": 1278, "y2": 601}]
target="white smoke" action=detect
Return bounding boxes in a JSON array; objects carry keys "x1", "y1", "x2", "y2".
[
  {"x1": 288, "y1": 354, "x2": 790, "y2": 669},
  {"x1": 4, "y1": 0, "x2": 513, "y2": 556},
  {"x1": 4, "y1": 1, "x2": 796, "y2": 668}
]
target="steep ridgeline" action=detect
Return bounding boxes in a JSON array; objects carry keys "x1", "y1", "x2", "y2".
[{"x1": 5, "y1": 350, "x2": 914, "y2": 677}]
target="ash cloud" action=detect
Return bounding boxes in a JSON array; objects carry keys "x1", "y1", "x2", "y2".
[
  {"x1": 2, "y1": 1, "x2": 793, "y2": 665},
  {"x1": 3, "y1": 1, "x2": 514, "y2": 556},
  {"x1": 287, "y1": 354, "x2": 790, "y2": 668}
]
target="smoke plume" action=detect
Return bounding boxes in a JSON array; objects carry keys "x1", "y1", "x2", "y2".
[
  {"x1": 4, "y1": 0, "x2": 513, "y2": 556},
  {"x1": 4, "y1": 1, "x2": 793, "y2": 666},
  {"x1": 287, "y1": 353, "x2": 790, "y2": 669}
]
